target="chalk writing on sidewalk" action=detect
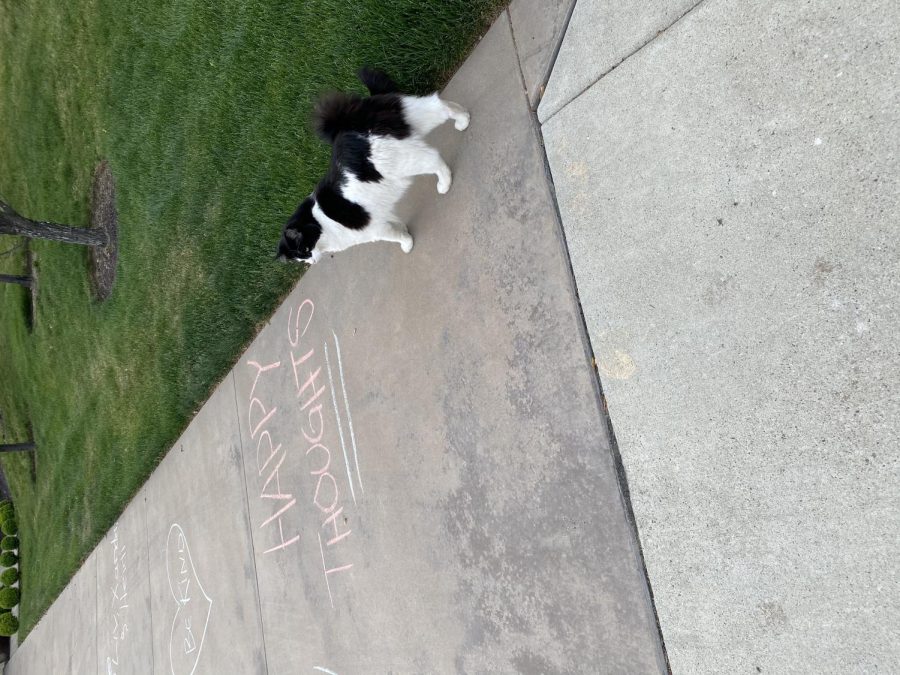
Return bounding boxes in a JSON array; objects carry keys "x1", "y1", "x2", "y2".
[
  {"x1": 166, "y1": 523, "x2": 212, "y2": 675},
  {"x1": 324, "y1": 330, "x2": 363, "y2": 501},
  {"x1": 105, "y1": 525, "x2": 128, "y2": 674},
  {"x1": 246, "y1": 355, "x2": 301, "y2": 555},
  {"x1": 288, "y1": 300, "x2": 357, "y2": 607},
  {"x1": 243, "y1": 297, "x2": 363, "y2": 608}
]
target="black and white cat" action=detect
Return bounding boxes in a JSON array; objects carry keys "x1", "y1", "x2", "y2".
[{"x1": 277, "y1": 69, "x2": 470, "y2": 264}]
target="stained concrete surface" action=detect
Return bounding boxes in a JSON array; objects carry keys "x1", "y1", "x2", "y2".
[
  {"x1": 542, "y1": 0, "x2": 900, "y2": 671},
  {"x1": 538, "y1": 0, "x2": 699, "y2": 122},
  {"x1": 508, "y1": 0, "x2": 574, "y2": 107},
  {"x1": 5, "y1": 8, "x2": 667, "y2": 674}
]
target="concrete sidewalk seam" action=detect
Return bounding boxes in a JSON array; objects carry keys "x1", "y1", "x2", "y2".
[
  {"x1": 541, "y1": 0, "x2": 707, "y2": 125},
  {"x1": 506, "y1": 8, "x2": 530, "y2": 102},
  {"x1": 230, "y1": 372, "x2": 271, "y2": 675},
  {"x1": 507, "y1": 10, "x2": 672, "y2": 673},
  {"x1": 509, "y1": 0, "x2": 580, "y2": 112},
  {"x1": 141, "y1": 493, "x2": 156, "y2": 675},
  {"x1": 94, "y1": 539, "x2": 99, "y2": 675}
]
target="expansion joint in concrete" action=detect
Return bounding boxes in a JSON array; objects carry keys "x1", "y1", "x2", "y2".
[
  {"x1": 508, "y1": 1, "x2": 580, "y2": 112},
  {"x1": 541, "y1": 0, "x2": 707, "y2": 124},
  {"x1": 141, "y1": 492, "x2": 156, "y2": 675},
  {"x1": 231, "y1": 373, "x2": 271, "y2": 675}
]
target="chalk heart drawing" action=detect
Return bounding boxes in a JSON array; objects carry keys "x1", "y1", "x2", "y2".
[{"x1": 166, "y1": 523, "x2": 213, "y2": 675}]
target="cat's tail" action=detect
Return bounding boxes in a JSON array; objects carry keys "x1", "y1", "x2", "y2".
[
  {"x1": 313, "y1": 69, "x2": 399, "y2": 143},
  {"x1": 358, "y1": 67, "x2": 400, "y2": 95},
  {"x1": 313, "y1": 93, "x2": 358, "y2": 144}
]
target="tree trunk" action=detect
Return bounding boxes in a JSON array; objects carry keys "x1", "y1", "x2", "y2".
[
  {"x1": 0, "y1": 442, "x2": 34, "y2": 454},
  {"x1": 0, "y1": 274, "x2": 32, "y2": 288},
  {"x1": 0, "y1": 200, "x2": 107, "y2": 247}
]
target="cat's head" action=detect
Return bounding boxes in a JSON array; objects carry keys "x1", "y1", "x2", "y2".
[{"x1": 277, "y1": 197, "x2": 322, "y2": 264}]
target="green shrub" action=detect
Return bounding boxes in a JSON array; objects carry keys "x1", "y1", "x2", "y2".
[
  {"x1": 0, "y1": 569, "x2": 17, "y2": 586},
  {"x1": 0, "y1": 504, "x2": 12, "y2": 523},
  {"x1": 0, "y1": 552, "x2": 16, "y2": 567},
  {"x1": 1, "y1": 519, "x2": 16, "y2": 536},
  {"x1": 0, "y1": 611, "x2": 18, "y2": 636},
  {"x1": 0, "y1": 587, "x2": 18, "y2": 609},
  {"x1": 0, "y1": 536, "x2": 17, "y2": 551}
]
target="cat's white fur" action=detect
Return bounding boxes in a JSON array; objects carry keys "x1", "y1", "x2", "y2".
[{"x1": 306, "y1": 94, "x2": 469, "y2": 264}]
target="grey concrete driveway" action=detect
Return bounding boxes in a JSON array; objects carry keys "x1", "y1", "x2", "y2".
[{"x1": 541, "y1": 0, "x2": 900, "y2": 672}]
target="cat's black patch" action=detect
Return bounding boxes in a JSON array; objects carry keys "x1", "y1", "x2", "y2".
[
  {"x1": 313, "y1": 93, "x2": 411, "y2": 144},
  {"x1": 277, "y1": 197, "x2": 322, "y2": 261},
  {"x1": 315, "y1": 181, "x2": 370, "y2": 230},
  {"x1": 333, "y1": 133, "x2": 381, "y2": 182},
  {"x1": 315, "y1": 133, "x2": 377, "y2": 228}
]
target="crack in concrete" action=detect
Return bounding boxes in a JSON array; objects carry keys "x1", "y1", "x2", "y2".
[{"x1": 230, "y1": 373, "x2": 271, "y2": 675}]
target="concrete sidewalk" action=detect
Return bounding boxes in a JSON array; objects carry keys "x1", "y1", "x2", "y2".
[
  {"x1": 6, "y1": 4, "x2": 667, "y2": 673},
  {"x1": 541, "y1": 0, "x2": 899, "y2": 672}
]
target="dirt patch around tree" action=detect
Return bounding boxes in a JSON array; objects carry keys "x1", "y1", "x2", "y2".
[{"x1": 89, "y1": 160, "x2": 118, "y2": 301}]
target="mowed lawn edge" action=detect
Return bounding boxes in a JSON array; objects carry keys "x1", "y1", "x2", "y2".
[{"x1": 0, "y1": 0, "x2": 505, "y2": 637}]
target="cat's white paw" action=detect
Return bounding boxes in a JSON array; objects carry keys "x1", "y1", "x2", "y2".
[
  {"x1": 454, "y1": 112, "x2": 470, "y2": 131},
  {"x1": 437, "y1": 171, "x2": 452, "y2": 194},
  {"x1": 401, "y1": 235, "x2": 414, "y2": 253}
]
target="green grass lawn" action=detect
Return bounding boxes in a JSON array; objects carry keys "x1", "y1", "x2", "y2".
[{"x1": 0, "y1": 0, "x2": 503, "y2": 636}]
